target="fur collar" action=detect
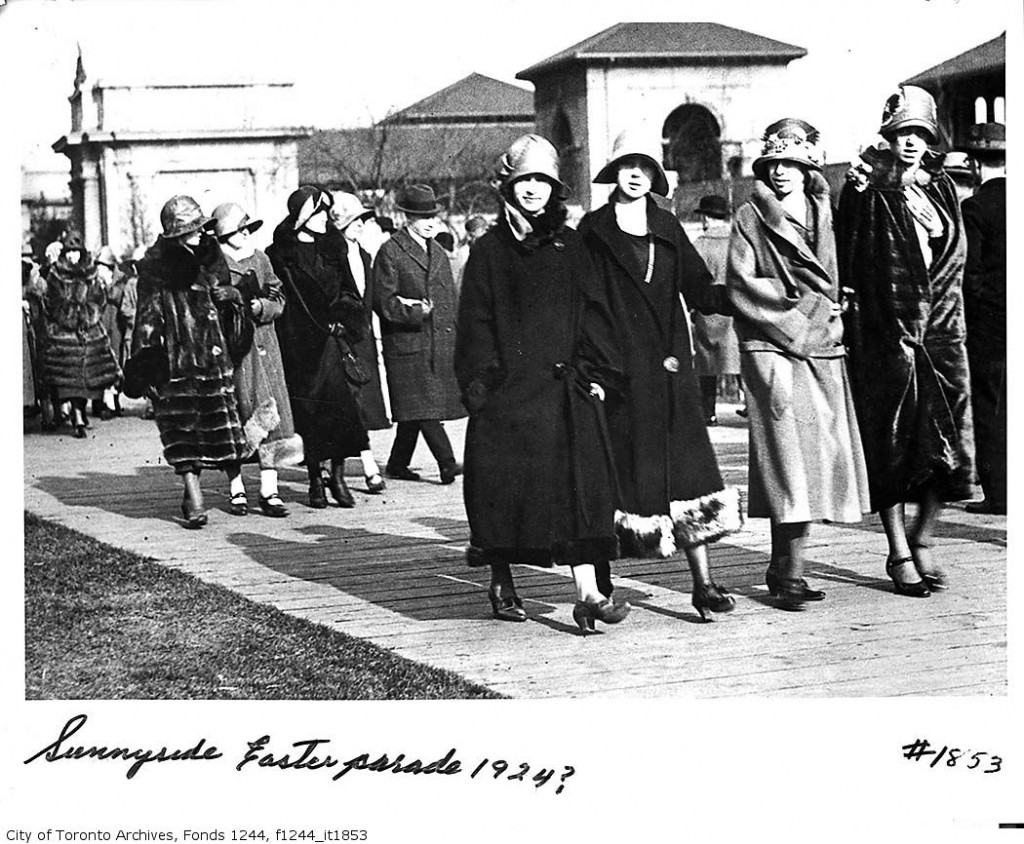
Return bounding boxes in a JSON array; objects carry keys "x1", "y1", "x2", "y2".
[
  {"x1": 139, "y1": 234, "x2": 228, "y2": 289},
  {"x1": 859, "y1": 144, "x2": 948, "y2": 190}
]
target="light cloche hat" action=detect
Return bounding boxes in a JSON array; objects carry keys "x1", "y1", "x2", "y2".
[
  {"x1": 878, "y1": 85, "x2": 939, "y2": 144},
  {"x1": 752, "y1": 118, "x2": 825, "y2": 181},
  {"x1": 594, "y1": 127, "x2": 670, "y2": 197}
]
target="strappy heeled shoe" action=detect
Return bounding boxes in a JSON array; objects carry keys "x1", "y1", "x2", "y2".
[
  {"x1": 258, "y1": 493, "x2": 288, "y2": 517},
  {"x1": 488, "y1": 584, "x2": 527, "y2": 622},
  {"x1": 886, "y1": 555, "x2": 930, "y2": 598},
  {"x1": 365, "y1": 473, "x2": 386, "y2": 494},
  {"x1": 691, "y1": 581, "x2": 736, "y2": 621},
  {"x1": 910, "y1": 543, "x2": 947, "y2": 592},
  {"x1": 766, "y1": 567, "x2": 825, "y2": 601},
  {"x1": 229, "y1": 491, "x2": 248, "y2": 516},
  {"x1": 572, "y1": 597, "x2": 631, "y2": 632}
]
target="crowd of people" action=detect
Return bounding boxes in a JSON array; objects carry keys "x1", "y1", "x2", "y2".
[{"x1": 22, "y1": 83, "x2": 1006, "y2": 632}]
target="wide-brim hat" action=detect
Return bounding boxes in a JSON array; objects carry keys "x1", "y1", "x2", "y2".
[
  {"x1": 396, "y1": 184, "x2": 444, "y2": 217},
  {"x1": 212, "y1": 202, "x2": 264, "y2": 240},
  {"x1": 330, "y1": 192, "x2": 375, "y2": 231},
  {"x1": 966, "y1": 122, "x2": 1005, "y2": 154},
  {"x1": 494, "y1": 134, "x2": 567, "y2": 196},
  {"x1": 160, "y1": 195, "x2": 215, "y2": 239},
  {"x1": 694, "y1": 195, "x2": 730, "y2": 219},
  {"x1": 752, "y1": 117, "x2": 825, "y2": 181},
  {"x1": 879, "y1": 85, "x2": 939, "y2": 144},
  {"x1": 594, "y1": 128, "x2": 670, "y2": 197}
]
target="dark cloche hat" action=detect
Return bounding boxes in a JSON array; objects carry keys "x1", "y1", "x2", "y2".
[{"x1": 694, "y1": 195, "x2": 730, "y2": 219}]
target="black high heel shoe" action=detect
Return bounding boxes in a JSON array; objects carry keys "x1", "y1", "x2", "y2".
[
  {"x1": 910, "y1": 544, "x2": 947, "y2": 591},
  {"x1": 886, "y1": 555, "x2": 930, "y2": 598},
  {"x1": 766, "y1": 568, "x2": 825, "y2": 601},
  {"x1": 691, "y1": 581, "x2": 736, "y2": 621},
  {"x1": 488, "y1": 584, "x2": 527, "y2": 622},
  {"x1": 325, "y1": 464, "x2": 355, "y2": 508},
  {"x1": 770, "y1": 577, "x2": 808, "y2": 611},
  {"x1": 572, "y1": 598, "x2": 631, "y2": 632},
  {"x1": 308, "y1": 476, "x2": 328, "y2": 509}
]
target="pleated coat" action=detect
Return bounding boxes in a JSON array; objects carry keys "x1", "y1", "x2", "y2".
[
  {"x1": 836, "y1": 150, "x2": 975, "y2": 507},
  {"x1": 579, "y1": 198, "x2": 741, "y2": 558}
]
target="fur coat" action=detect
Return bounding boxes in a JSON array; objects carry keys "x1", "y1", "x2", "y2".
[
  {"x1": 42, "y1": 252, "x2": 120, "y2": 397},
  {"x1": 836, "y1": 149, "x2": 975, "y2": 507},
  {"x1": 132, "y1": 235, "x2": 247, "y2": 471},
  {"x1": 579, "y1": 198, "x2": 741, "y2": 557}
]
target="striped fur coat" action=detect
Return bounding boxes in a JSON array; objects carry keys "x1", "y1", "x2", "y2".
[{"x1": 132, "y1": 235, "x2": 246, "y2": 471}]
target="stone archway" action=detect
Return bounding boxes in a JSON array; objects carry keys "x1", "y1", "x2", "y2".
[{"x1": 662, "y1": 104, "x2": 722, "y2": 182}]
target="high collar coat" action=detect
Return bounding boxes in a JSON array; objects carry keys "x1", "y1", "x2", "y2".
[
  {"x1": 836, "y1": 150, "x2": 974, "y2": 507},
  {"x1": 372, "y1": 229, "x2": 466, "y2": 422},
  {"x1": 579, "y1": 198, "x2": 740, "y2": 557}
]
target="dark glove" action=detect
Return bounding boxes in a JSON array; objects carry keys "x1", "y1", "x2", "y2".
[{"x1": 210, "y1": 284, "x2": 243, "y2": 304}]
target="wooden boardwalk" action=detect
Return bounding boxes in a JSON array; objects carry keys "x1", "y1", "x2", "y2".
[{"x1": 22, "y1": 405, "x2": 1006, "y2": 698}]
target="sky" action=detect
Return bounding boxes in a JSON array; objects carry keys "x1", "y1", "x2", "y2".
[{"x1": 1, "y1": 0, "x2": 1014, "y2": 170}]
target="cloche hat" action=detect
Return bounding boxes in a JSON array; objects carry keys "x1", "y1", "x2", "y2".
[
  {"x1": 160, "y1": 195, "x2": 215, "y2": 239},
  {"x1": 878, "y1": 85, "x2": 939, "y2": 144},
  {"x1": 61, "y1": 228, "x2": 85, "y2": 251},
  {"x1": 752, "y1": 118, "x2": 825, "y2": 181},
  {"x1": 287, "y1": 185, "x2": 333, "y2": 231},
  {"x1": 212, "y1": 202, "x2": 264, "y2": 240},
  {"x1": 330, "y1": 192, "x2": 375, "y2": 230},
  {"x1": 494, "y1": 134, "x2": 566, "y2": 195},
  {"x1": 95, "y1": 245, "x2": 118, "y2": 268},
  {"x1": 594, "y1": 128, "x2": 670, "y2": 197},
  {"x1": 396, "y1": 184, "x2": 444, "y2": 217}
]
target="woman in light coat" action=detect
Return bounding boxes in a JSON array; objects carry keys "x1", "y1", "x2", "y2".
[
  {"x1": 213, "y1": 202, "x2": 303, "y2": 517},
  {"x1": 727, "y1": 118, "x2": 870, "y2": 609}
]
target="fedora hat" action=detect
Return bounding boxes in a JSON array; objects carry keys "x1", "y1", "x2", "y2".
[
  {"x1": 878, "y1": 85, "x2": 939, "y2": 144},
  {"x1": 752, "y1": 118, "x2": 825, "y2": 181},
  {"x1": 329, "y1": 192, "x2": 375, "y2": 231},
  {"x1": 966, "y1": 122, "x2": 1005, "y2": 154},
  {"x1": 212, "y1": 202, "x2": 264, "y2": 240},
  {"x1": 594, "y1": 128, "x2": 670, "y2": 197},
  {"x1": 694, "y1": 195, "x2": 730, "y2": 219},
  {"x1": 396, "y1": 184, "x2": 444, "y2": 217},
  {"x1": 160, "y1": 195, "x2": 215, "y2": 239}
]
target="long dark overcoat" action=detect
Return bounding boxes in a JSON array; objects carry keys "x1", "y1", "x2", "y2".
[
  {"x1": 455, "y1": 213, "x2": 622, "y2": 567},
  {"x1": 225, "y1": 249, "x2": 303, "y2": 467},
  {"x1": 373, "y1": 230, "x2": 466, "y2": 422},
  {"x1": 267, "y1": 222, "x2": 368, "y2": 461},
  {"x1": 836, "y1": 150, "x2": 975, "y2": 507},
  {"x1": 579, "y1": 198, "x2": 741, "y2": 558},
  {"x1": 319, "y1": 230, "x2": 390, "y2": 430},
  {"x1": 42, "y1": 253, "x2": 120, "y2": 398},
  {"x1": 132, "y1": 235, "x2": 247, "y2": 471}
]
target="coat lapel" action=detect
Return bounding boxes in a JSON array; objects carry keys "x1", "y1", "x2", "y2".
[{"x1": 393, "y1": 229, "x2": 429, "y2": 271}]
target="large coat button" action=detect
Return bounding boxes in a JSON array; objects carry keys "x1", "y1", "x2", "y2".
[
  {"x1": 663, "y1": 355, "x2": 680, "y2": 372},
  {"x1": 553, "y1": 240, "x2": 565, "y2": 251}
]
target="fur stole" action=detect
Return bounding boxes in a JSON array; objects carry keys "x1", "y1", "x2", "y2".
[
  {"x1": 138, "y1": 234, "x2": 230, "y2": 291},
  {"x1": 615, "y1": 487, "x2": 742, "y2": 558}
]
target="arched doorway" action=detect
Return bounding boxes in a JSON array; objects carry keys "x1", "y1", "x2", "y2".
[
  {"x1": 662, "y1": 104, "x2": 721, "y2": 182},
  {"x1": 551, "y1": 109, "x2": 579, "y2": 196}
]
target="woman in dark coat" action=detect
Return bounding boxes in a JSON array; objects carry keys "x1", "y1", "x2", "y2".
[
  {"x1": 456, "y1": 134, "x2": 630, "y2": 631},
  {"x1": 268, "y1": 185, "x2": 369, "y2": 509},
  {"x1": 321, "y1": 192, "x2": 390, "y2": 493},
  {"x1": 127, "y1": 195, "x2": 248, "y2": 528},
  {"x1": 579, "y1": 130, "x2": 741, "y2": 621},
  {"x1": 728, "y1": 118, "x2": 870, "y2": 610},
  {"x1": 837, "y1": 85, "x2": 973, "y2": 596},
  {"x1": 41, "y1": 230, "x2": 120, "y2": 438},
  {"x1": 95, "y1": 245, "x2": 128, "y2": 418},
  {"x1": 213, "y1": 201, "x2": 304, "y2": 517},
  {"x1": 373, "y1": 185, "x2": 466, "y2": 485}
]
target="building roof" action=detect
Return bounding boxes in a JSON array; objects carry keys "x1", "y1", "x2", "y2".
[
  {"x1": 517, "y1": 22, "x2": 806, "y2": 80},
  {"x1": 387, "y1": 73, "x2": 534, "y2": 125},
  {"x1": 299, "y1": 122, "x2": 534, "y2": 189},
  {"x1": 904, "y1": 32, "x2": 1005, "y2": 88}
]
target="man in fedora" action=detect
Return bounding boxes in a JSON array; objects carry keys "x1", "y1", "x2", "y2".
[
  {"x1": 962, "y1": 123, "x2": 1006, "y2": 515},
  {"x1": 691, "y1": 194, "x2": 742, "y2": 425},
  {"x1": 373, "y1": 184, "x2": 466, "y2": 484}
]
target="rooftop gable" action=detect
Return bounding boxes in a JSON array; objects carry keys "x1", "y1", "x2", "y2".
[
  {"x1": 517, "y1": 22, "x2": 806, "y2": 80},
  {"x1": 904, "y1": 32, "x2": 1005, "y2": 88},
  {"x1": 387, "y1": 73, "x2": 534, "y2": 124}
]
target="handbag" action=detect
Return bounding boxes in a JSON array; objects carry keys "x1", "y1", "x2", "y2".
[
  {"x1": 217, "y1": 291, "x2": 255, "y2": 365},
  {"x1": 339, "y1": 341, "x2": 372, "y2": 386}
]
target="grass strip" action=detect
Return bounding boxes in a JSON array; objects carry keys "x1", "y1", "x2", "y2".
[{"x1": 24, "y1": 512, "x2": 501, "y2": 700}]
